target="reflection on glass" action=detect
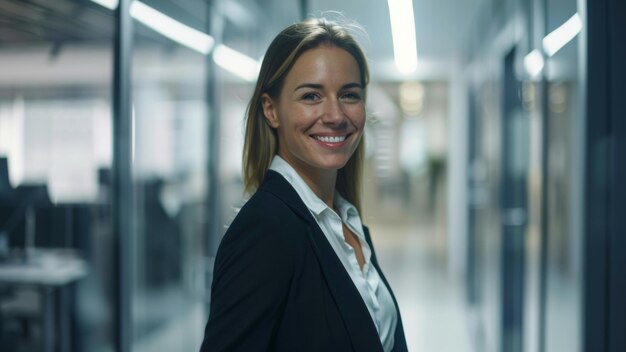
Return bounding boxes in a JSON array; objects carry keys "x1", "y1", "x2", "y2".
[
  {"x1": 544, "y1": 0, "x2": 583, "y2": 351},
  {"x1": 130, "y1": 1, "x2": 210, "y2": 350}
]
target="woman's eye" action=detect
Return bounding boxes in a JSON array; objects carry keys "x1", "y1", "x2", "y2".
[
  {"x1": 302, "y1": 92, "x2": 320, "y2": 101},
  {"x1": 341, "y1": 91, "x2": 362, "y2": 102}
]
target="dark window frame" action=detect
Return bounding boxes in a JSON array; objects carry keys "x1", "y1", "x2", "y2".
[{"x1": 584, "y1": 0, "x2": 626, "y2": 351}]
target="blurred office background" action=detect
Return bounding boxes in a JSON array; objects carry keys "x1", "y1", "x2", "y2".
[{"x1": 0, "y1": 0, "x2": 624, "y2": 351}]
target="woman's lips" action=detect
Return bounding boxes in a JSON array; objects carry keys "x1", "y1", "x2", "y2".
[
  {"x1": 313, "y1": 135, "x2": 347, "y2": 143},
  {"x1": 310, "y1": 133, "x2": 352, "y2": 148}
]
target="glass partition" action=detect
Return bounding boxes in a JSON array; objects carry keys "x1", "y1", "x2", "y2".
[
  {"x1": 129, "y1": 0, "x2": 210, "y2": 350},
  {"x1": 544, "y1": 0, "x2": 584, "y2": 350}
]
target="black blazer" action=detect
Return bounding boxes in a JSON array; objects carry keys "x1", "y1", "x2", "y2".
[{"x1": 200, "y1": 171, "x2": 408, "y2": 352}]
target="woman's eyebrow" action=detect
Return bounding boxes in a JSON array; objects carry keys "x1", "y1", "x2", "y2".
[
  {"x1": 294, "y1": 82, "x2": 363, "y2": 91},
  {"x1": 294, "y1": 83, "x2": 323, "y2": 91},
  {"x1": 342, "y1": 82, "x2": 363, "y2": 90}
]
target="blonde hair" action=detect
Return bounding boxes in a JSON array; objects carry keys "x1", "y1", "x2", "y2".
[{"x1": 242, "y1": 18, "x2": 369, "y2": 211}]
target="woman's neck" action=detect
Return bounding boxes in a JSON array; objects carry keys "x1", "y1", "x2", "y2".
[
  {"x1": 300, "y1": 170, "x2": 336, "y2": 208},
  {"x1": 280, "y1": 154, "x2": 337, "y2": 208}
]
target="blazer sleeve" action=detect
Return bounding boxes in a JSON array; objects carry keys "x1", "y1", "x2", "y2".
[{"x1": 200, "y1": 198, "x2": 298, "y2": 351}]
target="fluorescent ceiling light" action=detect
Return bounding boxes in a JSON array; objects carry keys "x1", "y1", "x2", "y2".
[
  {"x1": 89, "y1": 0, "x2": 215, "y2": 54},
  {"x1": 130, "y1": 1, "x2": 214, "y2": 54},
  {"x1": 213, "y1": 44, "x2": 260, "y2": 82},
  {"x1": 524, "y1": 49, "x2": 544, "y2": 77},
  {"x1": 387, "y1": 0, "x2": 418, "y2": 74},
  {"x1": 90, "y1": 0, "x2": 260, "y2": 82},
  {"x1": 543, "y1": 13, "x2": 582, "y2": 57},
  {"x1": 90, "y1": 0, "x2": 118, "y2": 10}
]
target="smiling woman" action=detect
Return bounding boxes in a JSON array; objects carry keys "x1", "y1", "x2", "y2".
[
  {"x1": 200, "y1": 18, "x2": 408, "y2": 352},
  {"x1": 261, "y1": 45, "x2": 366, "y2": 199}
]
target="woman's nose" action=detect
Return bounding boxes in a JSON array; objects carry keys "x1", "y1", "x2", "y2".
[{"x1": 321, "y1": 98, "x2": 346, "y2": 125}]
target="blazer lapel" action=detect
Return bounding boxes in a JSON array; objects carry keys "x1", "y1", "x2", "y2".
[{"x1": 261, "y1": 171, "x2": 384, "y2": 352}]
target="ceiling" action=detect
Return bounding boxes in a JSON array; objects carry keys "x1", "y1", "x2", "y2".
[
  {"x1": 0, "y1": 0, "x2": 195, "y2": 52},
  {"x1": 0, "y1": 0, "x2": 488, "y2": 84},
  {"x1": 308, "y1": 0, "x2": 486, "y2": 81},
  {"x1": 0, "y1": 0, "x2": 112, "y2": 44}
]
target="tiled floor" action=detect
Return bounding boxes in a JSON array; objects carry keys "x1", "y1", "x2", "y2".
[{"x1": 368, "y1": 219, "x2": 474, "y2": 352}]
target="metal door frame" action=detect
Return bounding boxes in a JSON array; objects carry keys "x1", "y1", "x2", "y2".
[{"x1": 584, "y1": 0, "x2": 626, "y2": 351}]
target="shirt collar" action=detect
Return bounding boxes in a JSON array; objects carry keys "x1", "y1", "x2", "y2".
[
  {"x1": 269, "y1": 156, "x2": 327, "y2": 215},
  {"x1": 269, "y1": 156, "x2": 364, "y2": 237},
  {"x1": 334, "y1": 192, "x2": 358, "y2": 223},
  {"x1": 334, "y1": 192, "x2": 365, "y2": 241}
]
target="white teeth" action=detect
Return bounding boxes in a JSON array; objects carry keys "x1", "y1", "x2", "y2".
[{"x1": 314, "y1": 135, "x2": 347, "y2": 143}]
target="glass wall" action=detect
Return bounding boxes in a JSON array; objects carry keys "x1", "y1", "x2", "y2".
[
  {"x1": 129, "y1": 1, "x2": 211, "y2": 350},
  {"x1": 469, "y1": 67, "x2": 504, "y2": 352},
  {"x1": 544, "y1": 0, "x2": 584, "y2": 350},
  {"x1": 464, "y1": 0, "x2": 585, "y2": 351}
]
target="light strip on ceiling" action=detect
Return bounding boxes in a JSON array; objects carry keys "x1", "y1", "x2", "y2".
[
  {"x1": 387, "y1": 0, "x2": 418, "y2": 74},
  {"x1": 524, "y1": 49, "x2": 544, "y2": 77},
  {"x1": 90, "y1": 0, "x2": 118, "y2": 10},
  {"x1": 89, "y1": 0, "x2": 260, "y2": 81},
  {"x1": 213, "y1": 44, "x2": 260, "y2": 82},
  {"x1": 129, "y1": 1, "x2": 214, "y2": 54},
  {"x1": 542, "y1": 13, "x2": 582, "y2": 57}
]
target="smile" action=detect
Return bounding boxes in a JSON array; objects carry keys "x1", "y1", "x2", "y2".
[{"x1": 313, "y1": 134, "x2": 348, "y2": 143}]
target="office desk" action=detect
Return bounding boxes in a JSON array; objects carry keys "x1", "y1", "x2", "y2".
[{"x1": 0, "y1": 249, "x2": 88, "y2": 352}]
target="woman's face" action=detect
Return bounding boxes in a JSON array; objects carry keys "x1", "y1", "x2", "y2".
[{"x1": 262, "y1": 45, "x2": 366, "y2": 178}]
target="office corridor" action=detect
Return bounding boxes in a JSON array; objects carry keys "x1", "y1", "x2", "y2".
[{"x1": 1, "y1": 0, "x2": 625, "y2": 351}]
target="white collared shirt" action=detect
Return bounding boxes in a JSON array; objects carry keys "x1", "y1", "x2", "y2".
[{"x1": 270, "y1": 156, "x2": 397, "y2": 352}]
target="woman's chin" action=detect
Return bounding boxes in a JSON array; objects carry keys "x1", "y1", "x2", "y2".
[{"x1": 313, "y1": 156, "x2": 351, "y2": 171}]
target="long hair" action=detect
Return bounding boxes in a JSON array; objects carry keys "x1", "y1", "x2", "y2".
[{"x1": 242, "y1": 18, "x2": 370, "y2": 211}]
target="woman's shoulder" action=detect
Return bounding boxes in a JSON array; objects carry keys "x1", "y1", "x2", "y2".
[
  {"x1": 237, "y1": 186, "x2": 300, "y2": 223},
  {"x1": 219, "y1": 187, "x2": 307, "y2": 251}
]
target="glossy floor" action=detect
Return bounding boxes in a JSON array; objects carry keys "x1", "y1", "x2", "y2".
[{"x1": 370, "y1": 218, "x2": 473, "y2": 352}]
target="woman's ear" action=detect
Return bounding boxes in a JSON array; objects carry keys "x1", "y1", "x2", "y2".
[{"x1": 261, "y1": 93, "x2": 280, "y2": 128}]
